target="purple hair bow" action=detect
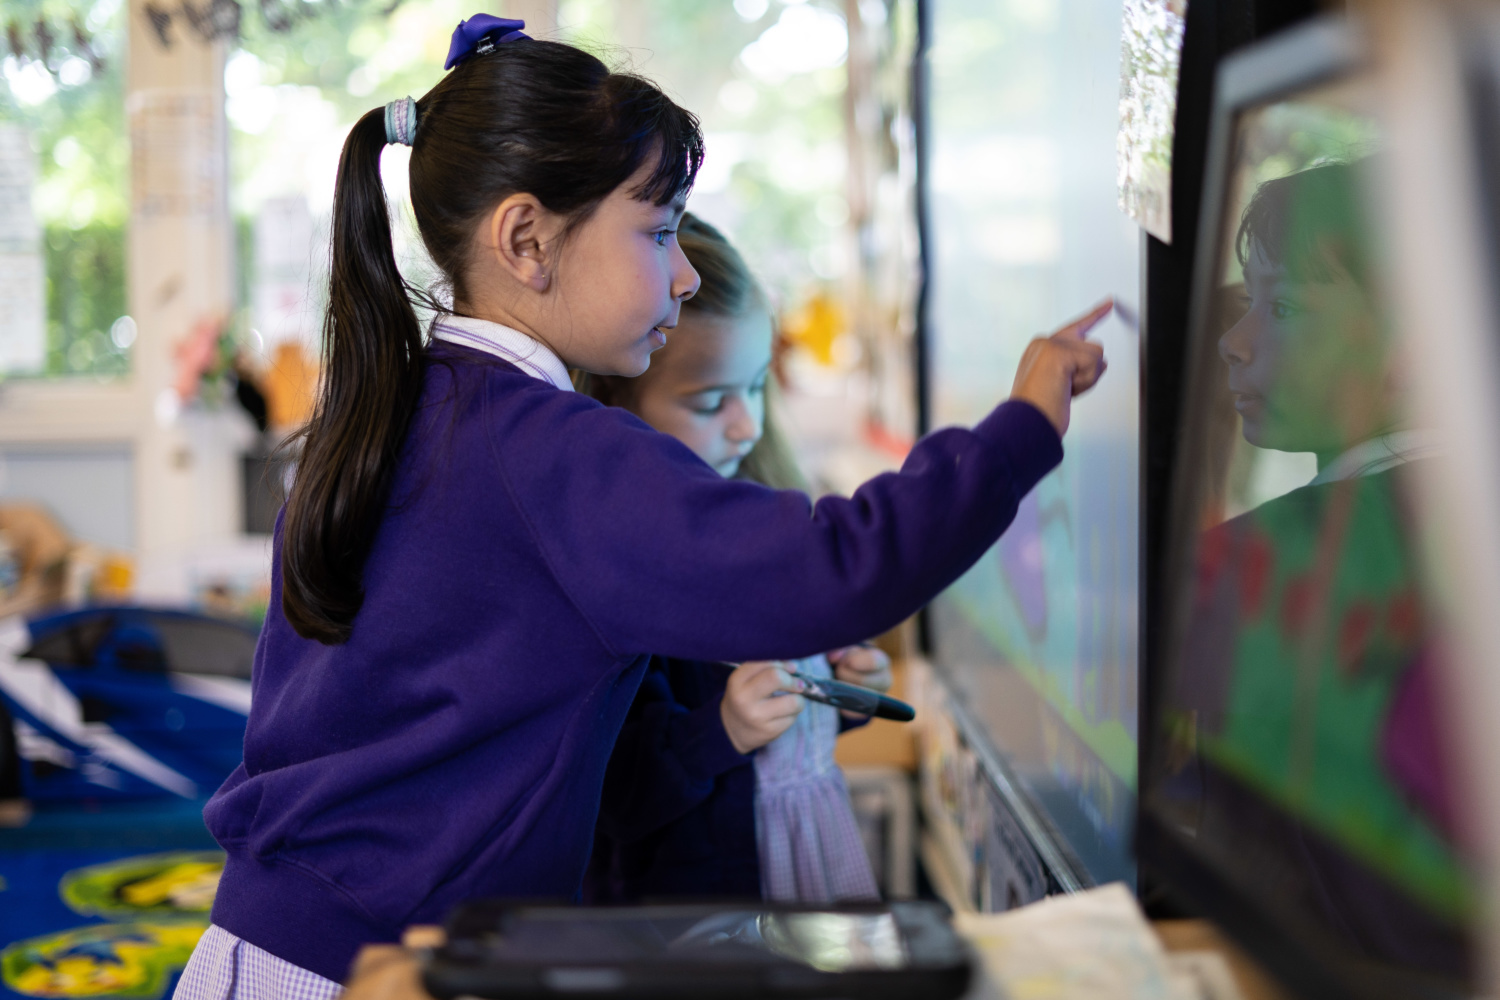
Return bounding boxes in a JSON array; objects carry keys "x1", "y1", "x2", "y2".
[{"x1": 444, "y1": 14, "x2": 529, "y2": 70}]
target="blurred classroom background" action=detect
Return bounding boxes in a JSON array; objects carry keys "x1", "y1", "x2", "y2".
[
  {"x1": 11, "y1": 2, "x2": 1500, "y2": 998},
  {"x1": 0, "y1": 0, "x2": 924, "y2": 622},
  {"x1": 0, "y1": 3, "x2": 933, "y2": 991}
]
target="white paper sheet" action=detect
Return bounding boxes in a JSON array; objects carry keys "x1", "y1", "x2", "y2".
[
  {"x1": 0, "y1": 125, "x2": 44, "y2": 373},
  {"x1": 128, "y1": 89, "x2": 224, "y2": 219},
  {"x1": 956, "y1": 883, "x2": 1198, "y2": 1000}
]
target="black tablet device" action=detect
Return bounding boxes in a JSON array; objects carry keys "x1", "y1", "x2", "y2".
[{"x1": 422, "y1": 901, "x2": 973, "y2": 999}]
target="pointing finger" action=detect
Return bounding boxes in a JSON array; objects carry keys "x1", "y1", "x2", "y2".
[{"x1": 1052, "y1": 298, "x2": 1114, "y2": 342}]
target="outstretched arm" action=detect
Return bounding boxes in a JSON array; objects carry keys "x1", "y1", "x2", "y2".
[{"x1": 497, "y1": 302, "x2": 1111, "y2": 664}]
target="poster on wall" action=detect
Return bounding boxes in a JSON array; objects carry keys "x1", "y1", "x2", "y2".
[
  {"x1": 0, "y1": 125, "x2": 45, "y2": 374},
  {"x1": 1117, "y1": 0, "x2": 1189, "y2": 243},
  {"x1": 128, "y1": 90, "x2": 224, "y2": 220},
  {"x1": 253, "y1": 195, "x2": 320, "y2": 349}
]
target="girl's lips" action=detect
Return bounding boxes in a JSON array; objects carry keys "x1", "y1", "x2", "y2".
[{"x1": 648, "y1": 327, "x2": 668, "y2": 348}]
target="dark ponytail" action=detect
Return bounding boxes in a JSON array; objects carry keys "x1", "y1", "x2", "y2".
[
  {"x1": 281, "y1": 40, "x2": 703, "y2": 644},
  {"x1": 281, "y1": 109, "x2": 424, "y2": 644}
]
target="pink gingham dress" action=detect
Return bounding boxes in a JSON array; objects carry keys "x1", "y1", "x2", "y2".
[
  {"x1": 754, "y1": 655, "x2": 880, "y2": 903},
  {"x1": 173, "y1": 925, "x2": 343, "y2": 1000}
]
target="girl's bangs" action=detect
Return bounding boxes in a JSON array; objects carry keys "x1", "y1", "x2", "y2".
[{"x1": 630, "y1": 104, "x2": 704, "y2": 206}]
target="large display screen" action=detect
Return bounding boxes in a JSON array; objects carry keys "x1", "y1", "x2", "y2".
[
  {"x1": 1147, "y1": 67, "x2": 1479, "y2": 991},
  {"x1": 925, "y1": 0, "x2": 1144, "y2": 883}
]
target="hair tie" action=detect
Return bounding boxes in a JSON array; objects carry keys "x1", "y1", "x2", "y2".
[
  {"x1": 384, "y1": 96, "x2": 417, "y2": 146},
  {"x1": 444, "y1": 14, "x2": 529, "y2": 71}
]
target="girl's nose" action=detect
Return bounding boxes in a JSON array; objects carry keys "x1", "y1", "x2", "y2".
[
  {"x1": 672, "y1": 244, "x2": 701, "y2": 302},
  {"x1": 724, "y1": 397, "x2": 762, "y2": 446},
  {"x1": 1219, "y1": 314, "x2": 1256, "y2": 367}
]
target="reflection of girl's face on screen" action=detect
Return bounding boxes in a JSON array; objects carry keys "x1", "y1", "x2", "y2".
[{"x1": 1218, "y1": 244, "x2": 1392, "y2": 461}]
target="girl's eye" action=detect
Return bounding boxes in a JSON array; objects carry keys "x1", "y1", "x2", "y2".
[
  {"x1": 653, "y1": 229, "x2": 676, "y2": 248},
  {"x1": 750, "y1": 380, "x2": 768, "y2": 397},
  {"x1": 1271, "y1": 297, "x2": 1301, "y2": 321},
  {"x1": 689, "y1": 396, "x2": 726, "y2": 415}
]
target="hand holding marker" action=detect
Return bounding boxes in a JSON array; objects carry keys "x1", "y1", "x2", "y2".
[
  {"x1": 788, "y1": 669, "x2": 917, "y2": 722},
  {"x1": 718, "y1": 662, "x2": 917, "y2": 723}
]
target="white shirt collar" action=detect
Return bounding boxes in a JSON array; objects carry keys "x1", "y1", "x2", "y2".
[
  {"x1": 1307, "y1": 429, "x2": 1442, "y2": 486},
  {"x1": 430, "y1": 314, "x2": 573, "y2": 392}
]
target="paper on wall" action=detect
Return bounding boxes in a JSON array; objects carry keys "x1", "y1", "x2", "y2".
[
  {"x1": 0, "y1": 253, "x2": 46, "y2": 373},
  {"x1": 253, "y1": 195, "x2": 320, "y2": 349},
  {"x1": 0, "y1": 125, "x2": 45, "y2": 373},
  {"x1": 128, "y1": 89, "x2": 224, "y2": 219}
]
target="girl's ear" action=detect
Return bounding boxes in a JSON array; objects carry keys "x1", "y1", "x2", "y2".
[{"x1": 484, "y1": 194, "x2": 562, "y2": 292}]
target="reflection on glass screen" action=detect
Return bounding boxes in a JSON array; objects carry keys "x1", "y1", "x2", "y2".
[
  {"x1": 759, "y1": 913, "x2": 907, "y2": 972},
  {"x1": 664, "y1": 911, "x2": 909, "y2": 972},
  {"x1": 492, "y1": 908, "x2": 915, "y2": 973},
  {"x1": 1154, "y1": 75, "x2": 1478, "y2": 985}
]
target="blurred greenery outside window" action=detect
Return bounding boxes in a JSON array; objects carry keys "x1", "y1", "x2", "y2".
[
  {"x1": 2, "y1": 0, "x2": 129, "y2": 378},
  {"x1": 227, "y1": 0, "x2": 854, "y2": 328},
  {"x1": 2, "y1": 0, "x2": 855, "y2": 377}
]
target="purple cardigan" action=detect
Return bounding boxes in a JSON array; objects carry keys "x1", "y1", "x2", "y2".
[
  {"x1": 204, "y1": 343, "x2": 1062, "y2": 981},
  {"x1": 584, "y1": 657, "x2": 760, "y2": 903},
  {"x1": 584, "y1": 657, "x2": 868, "y2": 903}
]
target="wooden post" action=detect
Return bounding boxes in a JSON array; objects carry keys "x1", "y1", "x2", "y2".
[{"x1": 125, "y1": 0, "x2": 243, "y2": 565}]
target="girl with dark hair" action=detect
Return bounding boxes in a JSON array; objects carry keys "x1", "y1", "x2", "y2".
[
  {"x1": 1222, "y1": 160, "x2": 1391, "y2": 462},
  {"x1": 582, "y1": 215, "x2": 889, "y2": 903},
  {"x1": 180, "y1": 14, "x2": 1110, "y2": 994}
]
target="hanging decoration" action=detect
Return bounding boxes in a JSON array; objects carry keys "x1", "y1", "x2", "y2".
[
  {"x1": 70, "y1": 16, "x2": 103, "y2": 70},
  {"x1": 1, "y1": 0, "x2": 391, "y2": 66},
  {"x1": 4, "y1": 2, "x2": 108, "y2": 74}
]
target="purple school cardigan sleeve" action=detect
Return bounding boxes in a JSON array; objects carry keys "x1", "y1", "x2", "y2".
[
  {"x1": 487, "y1": 388, "x2": 1062, "y2": 663},
  {"x1": 595, "y1": 659, "x2": 748, "y2": 845}
]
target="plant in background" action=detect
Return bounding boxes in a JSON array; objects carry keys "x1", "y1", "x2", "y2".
[
  {"x1": 3, "y1": 0, "x2": 128, "y2": 379},
  {"x1": 169, "y1": 312, "x2": 264, "y2": 412}
]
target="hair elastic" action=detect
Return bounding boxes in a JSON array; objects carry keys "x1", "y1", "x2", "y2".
[
  {"x1": 444, "y1": 14, "x2": 529, "y2": 70},
  {"x1": 384, "y1": 96, "x2": 418, "y2": 147}
]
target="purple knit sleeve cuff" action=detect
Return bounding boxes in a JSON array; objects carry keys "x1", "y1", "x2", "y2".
[
  {"x1": 839, "y1": 712, "x2": 872, "y2": 734},
  {"x1": 972, "y1": 399, "x2": 1064, "y2": 496},
  {"x1": 677, "y1": 697, "x2": 752, "y2": 784}
]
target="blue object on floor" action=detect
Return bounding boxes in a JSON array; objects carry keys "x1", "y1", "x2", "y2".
[
  {"x1": 0, "y1": 608, "x2": 255, "y2": 803},
  {"x1": 0, "y1": 607, "x2": 250, "y2": 998}
]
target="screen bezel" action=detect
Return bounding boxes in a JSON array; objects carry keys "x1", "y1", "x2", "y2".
[{"x1": 1135, "y1": 14, "x2": 1472, "y2": 1000}]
